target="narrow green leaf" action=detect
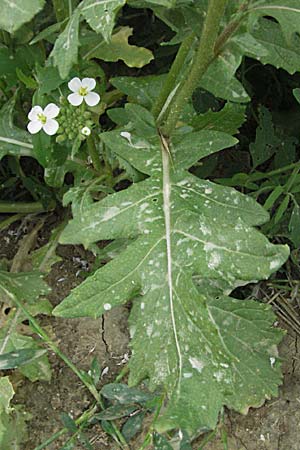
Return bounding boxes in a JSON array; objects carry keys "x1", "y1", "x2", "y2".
[
  {"x1": 288, "y1": 202, "x2": 300, "y2": 247},
  {"x1": 122, "y1": 411, "x2": 145, "y2": 441},
  {"x1": 60, "y1": 412, "x2": 77, "y2": 433},
  {"x1": 274, "y1": 195, "x2": 290, "y2": 224},
  {"x1": 0, "y1": 348, "x2": 47, "y2": 370},
  {"x1": 94, "y1": 405, "x2": 137, "y2": 420},
  {"x1": 16, "y1": 68, "x2": 38, "y2": 89},
  {"x1": 80, "y1": 0, "x2": 126, "y2": 42},
  {"x1": 90, "y1": 357, "x2": 101, "y2": 385},
  {"x1": 264, "y1": 186, "x2": 284, "y2": 211},
  {"x1": 101, "y1": 383, "x2": 154, "y2": 405},
  {"x1": 50, "y1": 8, "x2": 81, "y2": 79},
  {"x1": 0, "y1": 0, "x2": 45, "y2": 34},
  {"x1": 30, "y1": 20, "x2": 67, "y2": 45}
]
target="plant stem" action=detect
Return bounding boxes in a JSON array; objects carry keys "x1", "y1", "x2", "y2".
[
  {"x1": 0, "y1": 213, "x2": 25, "y2": 231},
  {"x1": 87, "y1": 135, "x2": 103, "y2": 173},
  {"x1": 33, "y1": 404, "x2": 98, "y2": 450},
  {"x1": 152, "y1": 33, "x2": 196, "y2": 121},
  {"x1": 138, "y1": 394, "x2": 165, "y2": 450},
  {"x1": 5, "y1": 291, "x2": 129, "y2": 449},
  {"x1": 0, "y1": 201, "x2": 54, "y2": 214},
  {"x1": 162, "y1": 0, "x2": 228, "y2": 136},
  {"x1": 35, "y1": 366, "x2": 130, "y2": 449},
  {"x1": 250, "y1": 161, "x2": 300, "y2": 182},
  {"x1": 214, "y1": 1, "x2": 250, "y2": 55}
]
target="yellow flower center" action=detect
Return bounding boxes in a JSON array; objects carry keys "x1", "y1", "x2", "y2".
[
  {"x1": 79, "y1": 86, "x2": 88, "y2": 96},
  {"x1": 37, "y1": 113, "x2": 47, "y2": 124}
]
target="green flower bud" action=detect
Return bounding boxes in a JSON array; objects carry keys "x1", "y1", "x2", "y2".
[
  {"x1": 60, "y1": 96, "x2": 67, "y2": 105},
  {"x1": 83, "y1": 111, "x2": 91, "y2": 119},
  {"x1": 56, "y1": 134, "x2": 66, "y2": 143},
  {"x1": 68, "y1": 132, "x2": 75, "y2": 140}
]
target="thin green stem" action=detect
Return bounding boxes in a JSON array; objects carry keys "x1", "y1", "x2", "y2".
[
  {"x1": 197, "y1": 429, "x2": 218, "y2": 449},
  {"x1": 5, "y1": 291, "x2": 129, "y2": 449},
  {"x1": 0, "y1": 213, "x2": 25, "y2": 231},
  {"x1": 35, "y1": 366, "x2": 130, "y2": 449},
  {"x1": 33, "y1": 404, "x2": 98, "y2": 450},
  {"x1": 138, "y1": 394, "x2": 165, "y2": 450},
  {"x1": 214, "y1": 1, "x2": 250, "y2": 55},
  {"x1": 162, "y1": 0, "x2": 228, "y2": 136},
  {"x1": 0, "y1": 201, "x2": 54, "y2": 214},
  {"x1": 68, "y1": 0, "x2": 73, "y2": 17},
  {"x1": 250, "y1": 161, "x2": 300, "y2": 182},
  {"x1": 152, "y1": 33, "x2": 196, "y2": 121},
  {"x1": 87, "y1": 135, "x2": 103, "y2": 173}
]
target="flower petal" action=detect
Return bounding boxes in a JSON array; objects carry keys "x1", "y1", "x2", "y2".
[
  {"x1": 82, "y1": 77, "x2": 96, "y2": 91},
  {"x1": 28, "y1": 105, "x2": 43, "y2": 121},
  {"x1": 27, "y1": 120, "x2": 43, "y2": 134},
  {"x1": 68, "y1": 77, "x2": 82, "y2": 93},
  {"x1": 84, "y1": 91, "x2": 100, "y2": 107},
  {"x1": 44, "y1": 103, "x2": 60, "y2": 119},
  {"x1": 68, "y1": 93, "x2": 83, "y2": 106},
  {"x1": 43, "y1": 119, "x2": 59, "y2": 136}
]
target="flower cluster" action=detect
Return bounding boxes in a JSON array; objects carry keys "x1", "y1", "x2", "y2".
[
  {"x1": 27, "y1": 77, "x2": 100, "y2": 138},
  {"x1": 56, "y1": 98, "x2": 93, "y2": 143}
]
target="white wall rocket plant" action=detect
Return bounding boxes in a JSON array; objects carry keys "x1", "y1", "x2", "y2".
[{"x1": 27, "y1": 77, "x2": 100, "y2": 146}]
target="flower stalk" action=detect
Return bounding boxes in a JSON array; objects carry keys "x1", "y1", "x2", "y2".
[
  {"x1": 162, "y1": 0, "x2": 229, "y2": 136},
  {"x1": 0, "y1": 201, "x2": 55, "y2": 214},
  {"x1": 87, "y1": 135, "x2": 103, "y2": 173}
]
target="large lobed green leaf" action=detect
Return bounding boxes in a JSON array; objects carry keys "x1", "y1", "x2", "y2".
[
  {"x1": 0, "y1": 0, "x2": 45, "y2": 34},
  {"x1": 54, "y1": 104, "x2": 289, "y2": 434}
]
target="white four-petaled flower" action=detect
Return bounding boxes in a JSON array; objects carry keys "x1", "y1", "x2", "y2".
[
  {"x1": 81, "y1": 126, "x2": 91, "y2": 136},
  {"x1": 27, "y1": 103, "x2": 60, "y2": 135},
  {"x1": 67, "y1": 77, "x2": 100, "y2": 107}
]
